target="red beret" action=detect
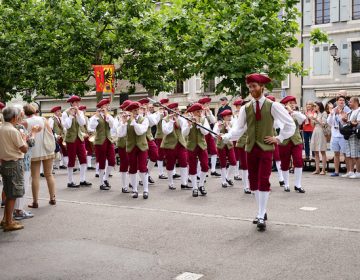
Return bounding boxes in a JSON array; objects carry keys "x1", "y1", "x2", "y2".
[
  {"x1": 246, "y1": 73, "x2": 271, "y2": 85},
  {"x1": 0, "y1": 102, "x2": 5, "y2": 110},
  {"x1": 266, "y1": 95, "x2": 276, "y2": 102},
  {"x1": 233, "y1": 99, "x2": 243, "y2": 106},
  {"x1": 186, "y1": 103, "x2": 204, "y2": 113},
  {"x1": 167, "y1": 102, "x2": 178, "y2": 110},
  {"x1": 160, "y1": 98, "x2": 169, "y2": 104},
  {"x1": 220, "y1": 109, "x2": 232, "y2": 117},
  {"x1": 280, "y1": 96, "x2": 297, "y2": 105},
  {"x1": 119, "y1": 100, "x2": 132, "y2": 110},
  {"x1": 198, "y1": 97, "x2": 211, "y2": 104},
  {"x1": 67, "y1": 95, "x2": 81, "y2": 103},
  {"x1": 50, "y1": 106, "x2": 62, "y2": 113},
  {"x1": 78, "y1": 105, "x2": 87, "y2": 111},
  {"x1": 125, "y1": 102, "x2": 140, "y2": 112},
  {"x1": 138, "y1": 98, "x2": 149, "y2": 105},
  {"x1": 96, "y1": 99, "x2": 110, "y2": 108}
]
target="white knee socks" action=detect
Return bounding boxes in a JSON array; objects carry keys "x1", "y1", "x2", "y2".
[
  {"x1": 180, "y1": 167, "x2": 188, "y2": 186},
  {"x1": 221, "y1": 168, "x2": 227, "y2": 184},
  {"x1": 211, "y1": 155, "x2": 217, "y2": 172},
  {"x1": 67, "y1": 167, "x2": 74, "y2": 184},
  {"x1": 276, "y1": 161, "x2": 284, "y2": 182},
  {"x1": 87, "y1": 156, "x2": 92, "y2": 167},
  {"x1": 258, "y1": 191, "x2": 270, "y2": 219},
  {"x1": 139, "y1": 172, "x2": 149, "y2": 192},
  {"x1": 282, "y1": 170, "x2": 290, "y2": 188},
  {"x1": 199, "y1": 171, "x2": 207, "y2": 186},
  {"x1": 294, "y1": 167, "x2": 302, "y2": 188},
  {"x1": 80, "y1": 164, "x2": 87, "y2": 182}
]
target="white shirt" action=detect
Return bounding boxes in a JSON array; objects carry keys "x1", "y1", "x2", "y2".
[
  {"x1": 349, "y1": 108, "x2": 360, "y2": 122},
  {"x1": 223, "y1": 96, "x2": 296, "y2": 143},
  {"x1": 61, "y1": 109, "x2": 86, "y2": 129},
  {"x1": 117, "y1": 115, "x2": 149, "y2": 138},
  {"x1": 327, "y1": 106, "x2": 351, "y2": 138},
  {"x1": 88, "y1": 113, "x2": 116, "y2": 131},
  {"x1": 162, "y1": 116, "x2": 189, "y2": 136},
  {"x1": 182, "y1": 117, "x2": 210, "y2": 137}
]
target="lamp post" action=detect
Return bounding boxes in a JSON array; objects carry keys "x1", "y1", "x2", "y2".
[{"x1": 329, "y1": 44, "x2": 341, "y2": 64}]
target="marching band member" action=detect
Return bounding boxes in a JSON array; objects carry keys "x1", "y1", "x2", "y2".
[
  {"x1": 88, "y1": 99, "x2": 116, "y2": 191},
  {"x1": 213, "y1": 110, "x2": 237, "y2": 188},
  {"x1": 79, "y1": 106, "x2": 95, "y2": 171},
  {"x1": 232, "y1": 99, "x2": 243, "y2": 181},
  {"x1": 118, "y1": 102, "x2": 150, "y2": 199},
  {"x1": 117, "y1": 100, "x2": 132, "y2": 193},
  {"x1": 279, "y1": 96, "x2": 306, "y2": 193},
  {"x1": 62, "y1": 95, "x2": 92, "y2": 188},
  {"x1": 183, "y1": 103, "x2": 210, "y2": 197},
  {"x1": 161, "y1": 102, "x2": 190, "y2": 190},
  {"x1": 220, "y1": 74, "x2": 295, "y2": 231},
  {"x1": 198, "y1": 97, "x2": 220, "y2": 177}
]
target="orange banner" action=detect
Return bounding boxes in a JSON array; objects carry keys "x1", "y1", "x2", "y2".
[{"x1": 92, "y1": 65, "x2": 115, "y2": 94}]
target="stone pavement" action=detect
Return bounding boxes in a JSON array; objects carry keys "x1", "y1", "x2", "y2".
[{"x1": 0, "y1": 168, "x2": 359, "y2": 280}]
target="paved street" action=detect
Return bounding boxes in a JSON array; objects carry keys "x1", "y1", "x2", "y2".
[{"x1": 1, "y1": 168, "x2": 360, "y2": 280}]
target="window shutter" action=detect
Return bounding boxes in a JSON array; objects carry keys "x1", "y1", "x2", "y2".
[
  {"x1": 339, "y1": 0, "x2": 350, "y2": 21},
  {"x1": 321, "y1": 45, "x2": 330, "y2": 75},
  {"x1": 183, "y1": 80, "x2": 190, "y2": 94},
  {"x1": 304, "y1": 0, "x2": 313, "y2": 26},
  {"x1": 195, "y1": 75, "x2": 202, "y2": 93},
  {"x1": 330, "y1": 0, "x2": 340, "y2": 22},
  {"x1": 313, "y1": 46, "x2": 322, "y2": 75},
  {"x1": 340, "y1": 42, "x2": 350, "y2": 74}
]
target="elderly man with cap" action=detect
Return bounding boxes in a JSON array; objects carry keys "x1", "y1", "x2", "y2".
[
  {"x1": 278, "y1": 96, "x2": 306, "y2": 193},
  {"x1": 183, "y1": 103, "x2": 210, "y2": 197},
  {"x1": 78, "y1": 105, "x2": 95, "y2": 171},
  {"x1": 161, "y1": 102, "x2": 190, "y2": 190},
  {"x1": 88, "y1": 99, "x2": 116, "y2": 190},
  {"x1": 217, "y1": 96, "x2": 232, "y2": 121},
  {"x1": 62, "y1": 95, "x2": 92, "y2": 188},
  {"x1": 118, "y1": 101, "x2": 150, "y2": 199},
  {"x1": 198, "y1": 97, "x2": 220, "y2": 177},
  {"x1": 220, "y1": 74, "x2": 295, "y2": 231},
  {"x1": 213, "y1": 110, "x2": 237, "y2": 188}
]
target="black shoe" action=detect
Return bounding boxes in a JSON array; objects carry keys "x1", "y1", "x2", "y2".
[
  {"x1": 122, "y1": 188, "x2": 130, "y2": 193},
  {"x1": 284, "y1": 186, "x2": 290, "y2": 192},
  {"x1": 40, "y1": 173, "x2": 45, "y2": 177},
  {"x1": 129, "y1": 184, "x2": 133, "y2": 189},
  {"x1": 132, "y1": 192, "x2": 138, "y2": 198},
  {"x1": 279, "y1": 181, "x2": 285, "y2": 187},
  {"x1": 188, "y1": 178, "x2": 192, "y2": 183},
  {"x1": 159, "y1": 174, "x2": 168, "y2": 179},
  {"x1": 173, "y1": 174, "x2": 181, "y2": 179},
  {"x1": 87, "y1": 167, "x2": 96, "y2": 170},
  {"x1": 192, "y1": 189, "x2": 198, "y2": 197},
  {"x1": 169, "y1": 185, "x2": 176, "y2": 190},
  {"x1": 253, "y1": 213, "x2": 267, "y2": 224},
  {"x1": 67, "y1": 182, "x2": 80, "y2": 188},
  {"x1": 73, "y1": 168, "x2": 79, "y2": 173},
  {"x1": 143, "y1": 192, "x2": 149, "y2": 199},
  {"x1": 181, "y1": 184, "x2": 191, "y2": 190},
  {"x1": 257, "y1": 218, "x2": 266, "y2": 231},
  {"x1": 104, "y1": 180, "x2": 111, "y2": 189},
  {"x1": 95, "y1": 174, "x2": 99, "y2": 178},
  {"x1": 226, "y1": 179, "x2": 234, "y2": 186},
  {"x1": 211, "y1": 171, "x2": 221, "y2": 177},
  {"x1": 234, "y1": 175, "x2": 242, "y2": 181},
  {"x1": 59, "y1": 165, "x2": 67, "y2": 169},
  {"x1": 53, "y1": 166, "x2": 59, "y2": 170},
  {"x1": 244, "y1": 188, "x2": 251, "y2": 194},
  {"x1": 294, "y1": 186, "x2": 305, "y2": 193},
  {"x1": 139, "y1": 181, "x2": 143, "y2": 186},
  {"x1": 148, "y1": 176, "x2": 155, "y2": 184},
  {"x1": 80, "y1": 181, "x2": 92, "y2": 187},
  {"x1": 199, "y1": 186, "x2": 207, "y2": 196},
  {"x1": 109, "y1": 174, "x2": 113, "y2": 177},
  {"x1": 100, "y1": 184, "x2": 110, "y2": 191},
  {"x1": 222, "y1": 183, "x2": 228, "y2": 188}
]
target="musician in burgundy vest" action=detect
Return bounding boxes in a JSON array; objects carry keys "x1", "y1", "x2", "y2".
[
  {"x1": 88, "y1": 99, "x2": 116, "y2": 191},
  {"x1": 279, "y1": 96, "x2": 306, "y2": 193},
  {"x1": 198, "y1": 97, "x2": 220, "y2": 177},
  {"x1": 266, "y1": 95, "x2": 285, "y2": 187},
  {"x1": 78, "y1": 105, "x2": 95, "y2": 171},
  {"x1": 221, "y1": 74, "x2": 295, "y2": 231},
  {"x1": 118, "y1": 102, "x2": 149, "y2": 199},
  {"x1": 49, "y1": 106, "x2": 68, "y2": 169},
  {"x1": 183, "y1": 103, "x2": 210, "y2": 197},
  {"x1": 62, "y1": 95, "x2": 92, "y2": 188},
  {"x1": 138, "y1": 98, "x2": 159, "y2": 184},
  {"x1": 161, "y1": 102, "x2": 190, "y2": 190},
  {"x1": 213, "y1": 110, "x2": 237, "y2": 188}
]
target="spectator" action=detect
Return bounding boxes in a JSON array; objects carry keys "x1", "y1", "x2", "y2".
[
  {"x1": 310, "y1": 102, "x2": 328, "y2": 175},
  {"x1": 303, "y1": 101, "x2": 315, "y2": 160},
  {"x1": 0, "y1": 106, "x2": 28, "y2": 232},
  {"x1": 23, "y1": 104, "x2": 56, "y2": 208},
  {"x1": 325, "y1": 102, "x2": 334, "y2": 115},
  {"x1": 217, "y1": 97, "x2": 232, "y2": 120},
  {"x1": 342, "y1": 97, "x2": 360, "y2": 179},
  {"x1": 327, "y1": 95, "x2": 351, "y2": 177}
]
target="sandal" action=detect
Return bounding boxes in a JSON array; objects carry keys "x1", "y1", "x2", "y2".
[
  {"x1": 28, "y1": 202, "x2": 39, "y2": 208},
  {"x1": 312, "y1": 171, "x2": 320, "y2": 175},
  {"x1": 320, "y1": 171, "x2": 326, "y2": 175},
  {"x1": 49, "y1": 199, "x2": 56, "y2": 205}
]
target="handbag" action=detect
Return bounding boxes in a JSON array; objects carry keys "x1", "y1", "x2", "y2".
[{"x1": 42, "y1": 118, "x2": 56, "y2": 155}]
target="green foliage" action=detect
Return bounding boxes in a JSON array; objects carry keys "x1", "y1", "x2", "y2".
[{"x1": 309, "y1": 28, "x2": 330, "y2": 45}]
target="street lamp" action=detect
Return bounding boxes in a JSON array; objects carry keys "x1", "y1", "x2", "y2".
[{"x1": 329, "y1": 44, "x2": 341, "y2": 64}]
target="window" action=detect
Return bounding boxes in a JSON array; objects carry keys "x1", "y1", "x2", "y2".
[
  {"x1": 204, "y1": 79, "x2": 216, "y2": 93},
  {"x1": 313, "y1": 44, "x2": 330, "y2": 75},
  {"x1": 352, "y1": 42, "x2": 360, "y2": 73},
  {"x1": 183, "y1": 80, "x2": 190, "y2": 94},
  {"x1": 354, "y1": 0, "x2": 360, "y2": 20},
  {"x1": 315, "y1": 0, "x2": 330, "y2": 24},
  {"x1": 174, "y1": 80, "x2": 184, "y2": 94},
  {"x1": 195, "y1": 74, "x2": 202, "y2": 93}
]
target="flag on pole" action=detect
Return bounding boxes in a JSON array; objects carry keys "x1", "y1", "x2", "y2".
[{"x1": 92, "y1": 65, "x2": 115, "y2": 95}]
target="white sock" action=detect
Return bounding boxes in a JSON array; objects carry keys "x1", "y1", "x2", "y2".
[
  {"x1": 99, "y1": 170, "x2": 105, "y2": 185},
  {"x1": 235, "y1": 161, "x2": 240, "y2": 177},
  {"x1": 276, "y1": 161, "x2": 284, "y2": 182},
  {"x1": 130, "y1": 174, "x2": 138, "y2": 193},
  {"x1": 120, "y1": 172, "x2": 127, "y2": 189},
  {"x1": 173, "y1": 168, "x2": 177, "y2": 175},
  {"x1": 199, "y1": 171, "x2": 207, "y2": 186},
  {"x1": 282, "y1": 170, "x2": 290, "y2": 187},
  {"x1": 40, "y1": 163, "x2": 44, "y2": 174},
  {"x1": 67, "y1": 167, "x2": 74, "y2": 183},
  {"x1": 96, "y1": 162, "x2": 99, "y2": 174},
  {"x1": 211, "y1": 155, "x2": 217, "y2": 173},
  {"x1": 242, "y1": 169, "x2": 249, "y2": 189},
  {"x1": 226, "y1": 165, "x2": 235, "y2": 180},
  {"x1": 221, "y1": 168, "x2": 227, "y2": 184},
  {"x1": 259, "y1": 191, "x2": 270, "y2": 219},
  {"x1": 147, "y1": 160, "x2": 156, "y2": 173},
  {"x1": 87, "y1": 156, "x2": 92, "y2": 167},
  {"x1": 180, "y1": 167, "x2": 188, "y2": 186},
  {"x1": 157, "y1": 160, "x2": 164, "y2": 175},
  {"x1": 140, "y1": 172, "x2": 149, "y2": 192},
  {"x1": 167, "y1": 169, "x2": 174, "y2": 186},
  {"x1": 294, "y1": 167, "x2": 303, "y2": 188},
  {"x1": 64, "y1": 156, "x2": 69, "y2": 167},
  {"x1": 190, "y1": 175, "x2": 197, "y2": 190},
  {"x1": 104, "y1": 165, "x2": 113, "y2": 181},
  {"x1": 254, "y1": 190, "x2": 260, "y2": 218},
  {"x1": 197, "y1": 161, "x2": 201, "y2": 178},
  {"x1": 80, "y1": 164, "x2": 87, "y2": 182}
]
